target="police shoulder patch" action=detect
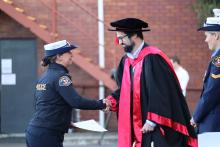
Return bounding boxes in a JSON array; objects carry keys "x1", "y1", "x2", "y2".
[
  {"x1": 212, "y1": 55, "x2": 220, "y2": 67},
  {"x1": 59, "y1": 76, "x2": 72, "y2": 86}
]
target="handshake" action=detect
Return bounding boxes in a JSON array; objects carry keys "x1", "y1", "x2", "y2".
[{"x1": 102, "y1": 99, "x2": 112, "y2": 112}]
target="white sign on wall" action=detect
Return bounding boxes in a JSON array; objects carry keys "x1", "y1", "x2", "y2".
[
  {"x1": 1, "y1": 74, "x2": 16, "y2": 85},
  {"x1": 1, "y1": 58, "x2": 16, "y2": 85},
  {"x1": 1, "y1": 59, "x2": 12, "y2": 74}
]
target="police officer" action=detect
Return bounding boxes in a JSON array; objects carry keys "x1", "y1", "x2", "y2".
[
  {"x1": 26, "y1": 40, "x2": 109, "y2": 147},
  {"x1": 191, "y1": 14, "x2": 220, "y2": 133}
]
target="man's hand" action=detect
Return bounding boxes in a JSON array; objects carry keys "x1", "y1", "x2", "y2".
[
  {"x1": 190, "y1": 117, "x2": 197, "y2": 128},
  {"x1": 102, "y1": 99, "x2": 112, "y2": 112},
  {"x1": 141, "y1": 120, "x2": 156, "y2": 133}
]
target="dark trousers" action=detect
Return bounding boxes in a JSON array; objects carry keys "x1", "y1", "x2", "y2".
[{"x1": 25, "y1": 126, "x2": 64, "y2": 147}]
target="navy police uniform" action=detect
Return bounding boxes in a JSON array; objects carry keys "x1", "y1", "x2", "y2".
[
  {"x1": 26, "y1": 63, "x2": 105, "y2": 147},
  {"x1": 193, "y1": 49, "x2": 220, "y2": 133},
  {"x1": 193, "y1": 15, "x2": 220, "y2": 134},
  {"x1": 26, "y1": 40, "x2": 105, "y2": 147}
]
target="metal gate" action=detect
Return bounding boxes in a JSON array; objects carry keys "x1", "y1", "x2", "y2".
[{"x1": 0, "y1": 39, "x2": 37, "y2": 133}]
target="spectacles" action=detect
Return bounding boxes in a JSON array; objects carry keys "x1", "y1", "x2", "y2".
[{"x1": 117, "y1": 34, "x2": 128, "y2": 41}]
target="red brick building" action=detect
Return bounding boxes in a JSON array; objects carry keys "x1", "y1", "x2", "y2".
[{"x1": 0, "y1": 0, "x2": 209, "y2": 132}]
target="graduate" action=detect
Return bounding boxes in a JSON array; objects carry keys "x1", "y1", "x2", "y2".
[{"x1": 106, "y1": 18, "x2": 197, "y2": 147}]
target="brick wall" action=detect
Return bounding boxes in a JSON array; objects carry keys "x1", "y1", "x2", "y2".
[{"x1": 0, "y1": 0, "x2": 210, "y2": 131}]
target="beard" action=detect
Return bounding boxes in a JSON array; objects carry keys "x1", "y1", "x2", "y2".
[{"x1": 123, "y1": 42, "x2": 135, "y2": 53}]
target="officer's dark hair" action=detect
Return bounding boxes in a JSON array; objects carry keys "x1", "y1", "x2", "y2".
[
  {"x1": 171, "y1": 55, "x2": 180, "y2": 64},
  {"x1": 124, "y1": 31, "x2": 144, "y2": 40},
  {"x1": 41, "y1": 56, "x2": 57, "y2": 66}
]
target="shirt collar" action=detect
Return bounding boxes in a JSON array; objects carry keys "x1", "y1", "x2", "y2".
[
  {"x1": 211, "y1": 48, "x2": 220, "y2": 58},
  {"x1": 127, "y1": 41, "x2": 145, "y2": 59}
]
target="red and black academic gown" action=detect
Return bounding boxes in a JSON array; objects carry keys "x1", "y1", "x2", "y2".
[{"x1": 107, "y1": 45, "x2": 197, "y2": 147}]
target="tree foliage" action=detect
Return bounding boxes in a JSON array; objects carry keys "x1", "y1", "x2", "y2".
[{"x1": 193, "y1": 0, "x2": 220, "y2": 26}]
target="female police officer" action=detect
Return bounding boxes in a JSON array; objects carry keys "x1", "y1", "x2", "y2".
[{"x1": 26, "y1": 40, "x2": 109, "y2": 147}]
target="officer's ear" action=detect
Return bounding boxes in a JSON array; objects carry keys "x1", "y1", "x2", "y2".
[
  {"x1": 214, "y1": 32, "x2": 220, "y2": 40},
  {"x1": 216, "y1": 32, "x2": 220, "y2": 40},
  {"x1": 56, "y1": 54, "x2": 62, "y2": 62}
]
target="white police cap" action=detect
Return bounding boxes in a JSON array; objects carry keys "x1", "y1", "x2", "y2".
[
  {"x1": 44, "y1": 40, "x2": 78, "y2": 57},
  {"x1": 213, "y1": 8, "x2": 220, "y2": 17},
  {"x1": 198, "y1": 17, "x2": 220, "y2": 31}
]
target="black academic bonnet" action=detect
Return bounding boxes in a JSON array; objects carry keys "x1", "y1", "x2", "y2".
[{"x1": 108, "y1": 18, "x2": 150, "y2": 32}]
